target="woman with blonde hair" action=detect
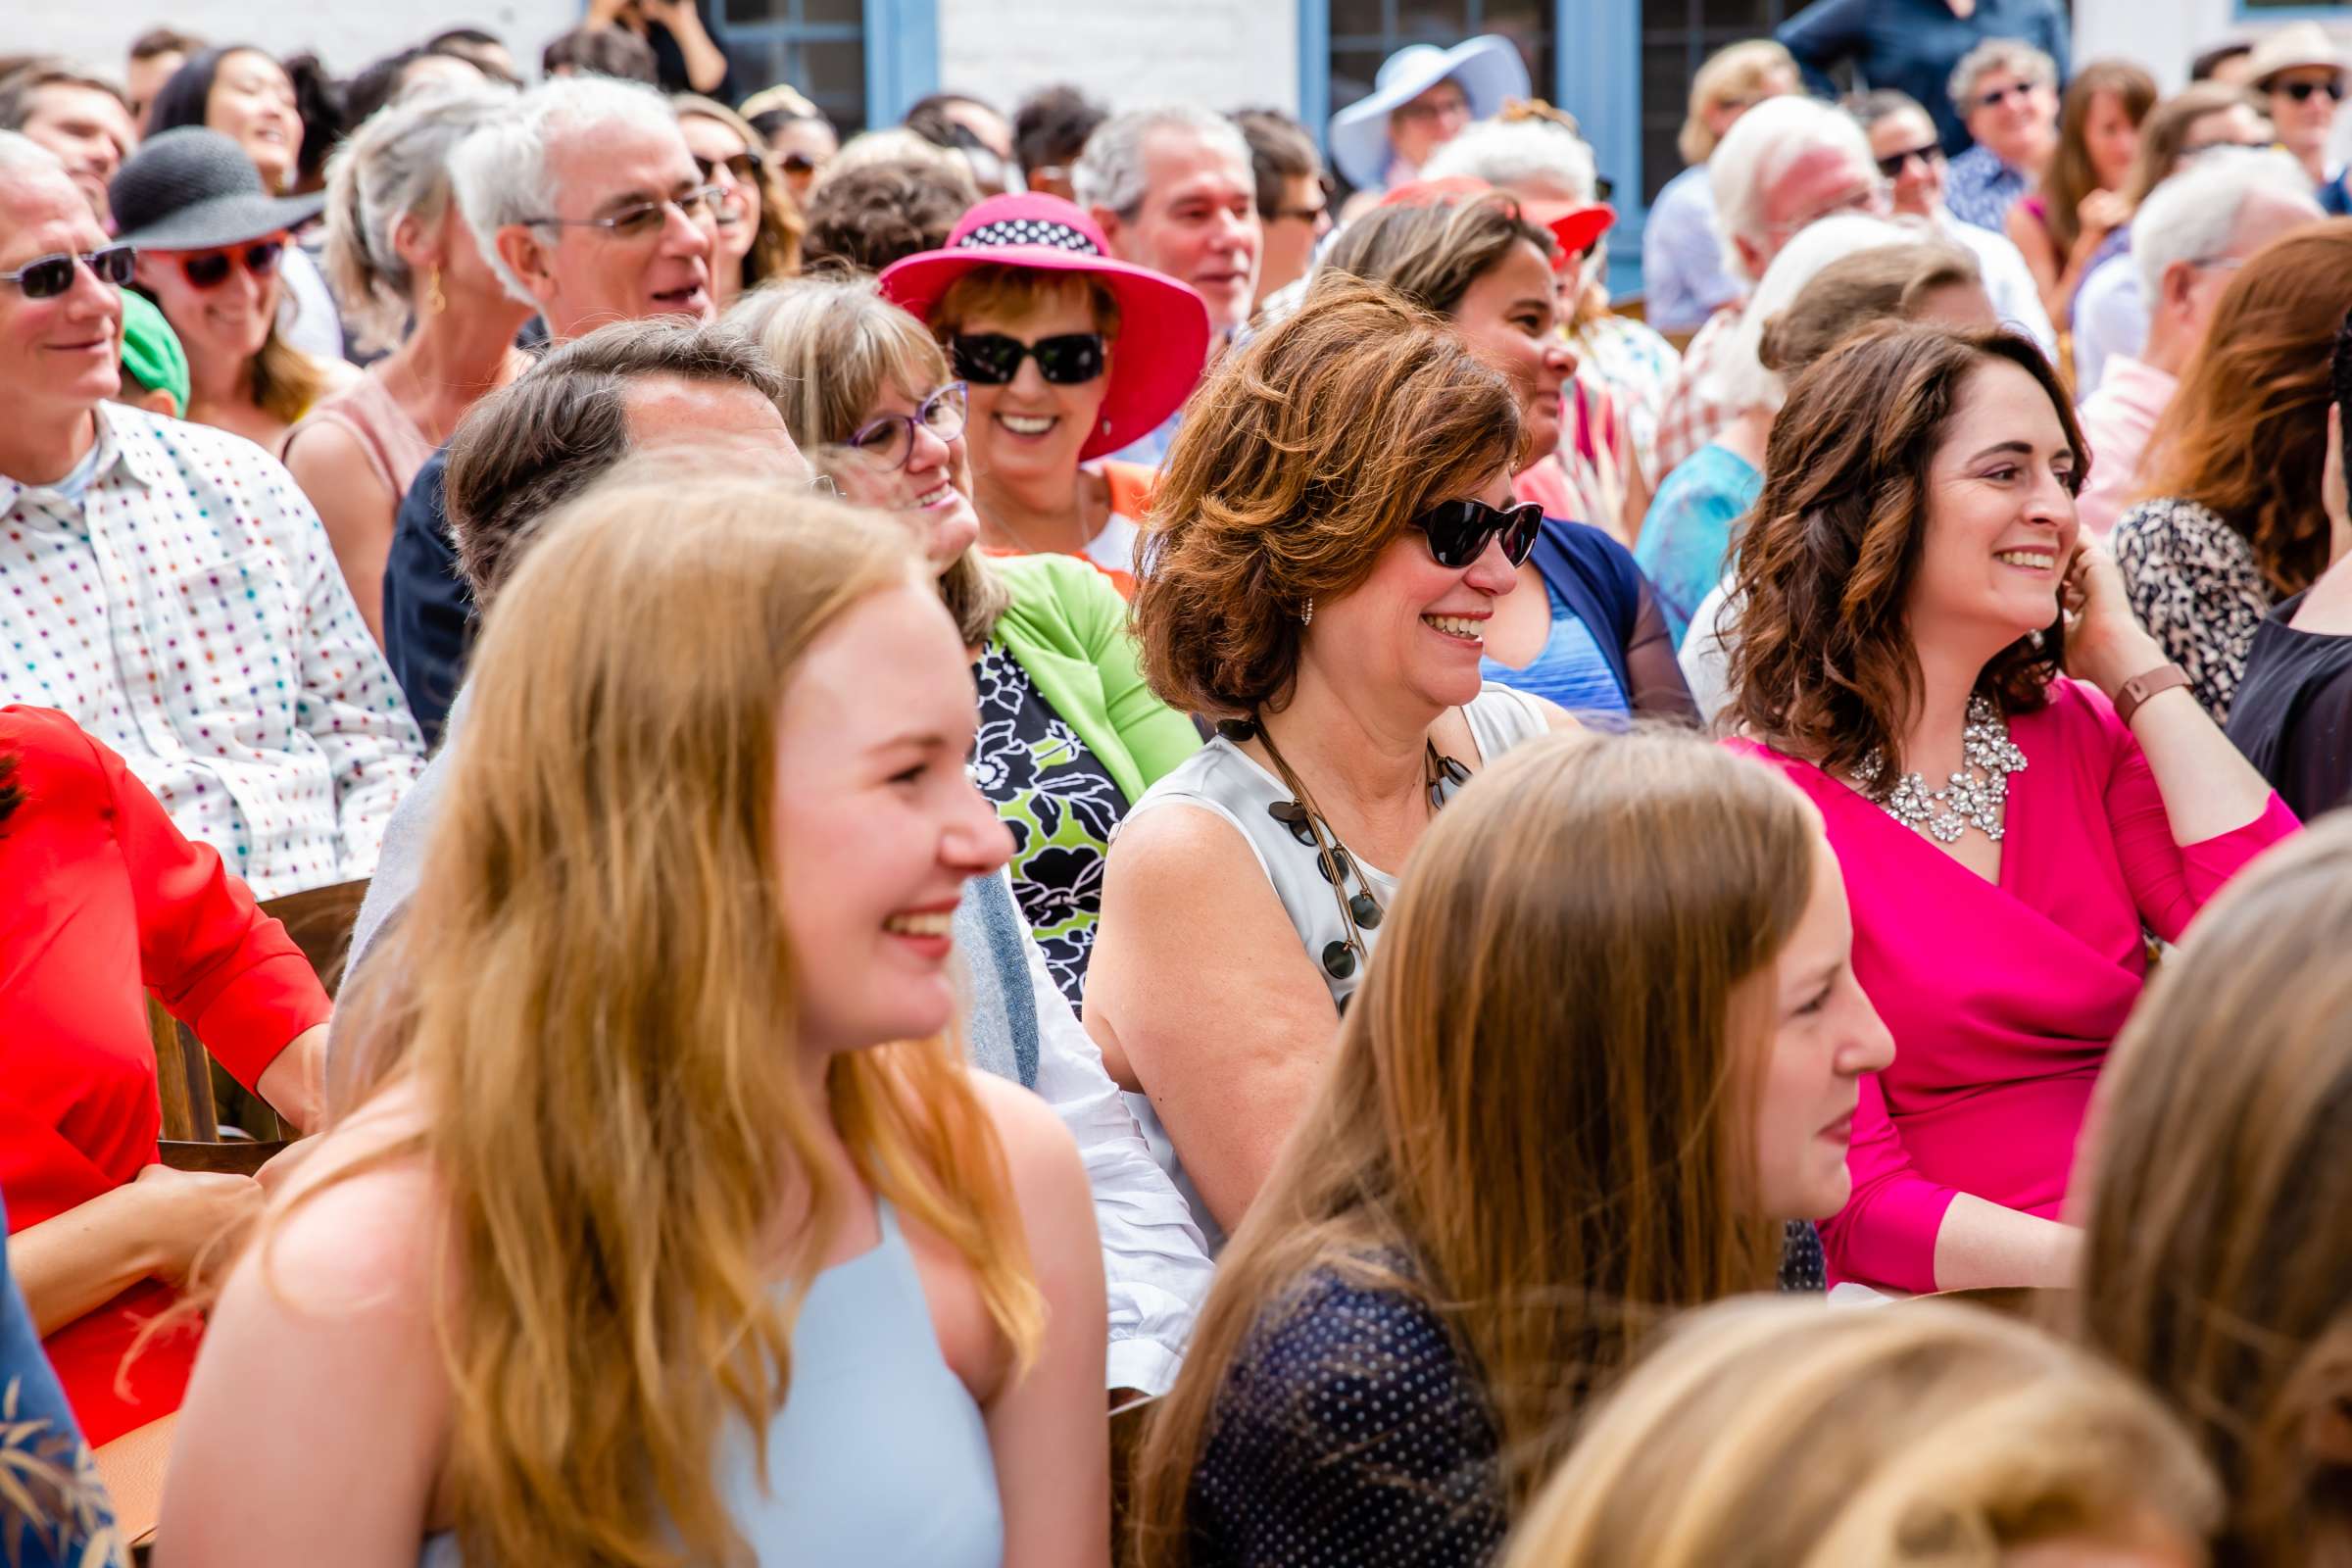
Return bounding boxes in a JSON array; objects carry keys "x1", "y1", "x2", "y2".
[
  {"x1": 1642, "y1": 39, "x2": 1799, "y2": 335},
  {"x1": 2071, "y1": 815, "x2": 2352, "y2": 1568},
  {"x1": 282, "y1": 85, "x2": 530, "y2": 647},
  {"x1": 1128, "y1": 730, "x2": 1893, "y2": 1565},
  {"x1": 1087, "y1": 280, "x2": 1576, "y2": 1246},
  {"x1": 154, "y1": 474, "x2": 1109, "y2": 1566},
  {"x1": 729, "y1": 275, "x2": 1199, "y2": 1008},
  {"x1": 675, "y1": 93, "x2": 803, "y2": 310},
  {"x1": 1506, "y1": 1296, "x2": 2220, "y2": 1568}
]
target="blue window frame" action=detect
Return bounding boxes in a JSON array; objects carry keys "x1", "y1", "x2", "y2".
[{"x1": 711, "y1": 0, "x2": 937, "y2": 130}]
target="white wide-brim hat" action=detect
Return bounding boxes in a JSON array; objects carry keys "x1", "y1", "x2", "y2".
[
  {"x1": 1328, "y1": 34, "x2": 1532, "y2": 191},
  {"x1": 2247, "y1": 20, "x2": 2348, "y2": 86}
]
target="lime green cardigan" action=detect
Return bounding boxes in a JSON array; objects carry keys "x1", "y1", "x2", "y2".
[{"x1": 986, "y1": 552, "x2": 1200, "y2": 804}]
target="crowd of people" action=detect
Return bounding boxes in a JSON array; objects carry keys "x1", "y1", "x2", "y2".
[{"x1": 2, "y1": 5, "x2": 2350, "y2": 1566}]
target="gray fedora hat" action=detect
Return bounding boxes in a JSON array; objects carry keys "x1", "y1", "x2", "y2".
[{"x1": 109, "y1": 127, "x2": 323, "y2": 252}]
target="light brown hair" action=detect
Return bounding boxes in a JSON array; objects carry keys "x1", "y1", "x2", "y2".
[
  {"x1": 1135, "y1": 275, "x2": 1520, "y2": 719},
  {"x1": 2041, "y1": 61, "x2": 2159, "y2": 252},
  {"x1": 1130, "y1": 730, "x2": 1806, "y2": 1562},
  {"x1": 250, "y1": 319, "x2": 329, "y2": 427},
  {"x1": 2121, "y1": 81, "x2": 2268, "y2": 207},
  {"x1": 2136, "y1": 218, "x2": 2352, "y2": 598},
  {"x1": 675, "y1": 93, "x2": 804, "y2": 284},
  {"x1": 1681, "y1": 40, "x2": 1797, "y2": 166},
  {"x1": 725, "y1": 274, "x2": 1008, "y2": 646},
  {"x1": 2070, "y1": 815, "x2": 2352, "y2": 1568},
  {"x1": 1755, "y1": 241, "x2": 1984, "y2": 380},
  {"x1": 1320, "y1": 190, "x2": 1556, "y2": 319},
  {"x1": 931, "y1": 262, "x2": 1120, "y2": 337},
  {"x1": 1508, "y1": 1296, "x2": 2222, "y2": 1567},
  {"x1": 324, "y1": 470, "x2": 1045, "y2": 1567},
  {"x1": 1727, "y1": 322, "x2": 2082, "y2": 783}
]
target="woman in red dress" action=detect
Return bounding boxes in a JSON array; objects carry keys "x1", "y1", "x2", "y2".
[{"x1": 0, "y1": 705, "x2": 328, "y2": 1445}]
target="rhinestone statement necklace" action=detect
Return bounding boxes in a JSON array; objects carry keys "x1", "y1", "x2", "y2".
[{"x1": 1852, "y1": 695, "x2": 2028, "y2": 845}]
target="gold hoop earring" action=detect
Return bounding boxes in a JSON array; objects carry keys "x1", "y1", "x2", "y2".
[{"x1": 425, "y1": 267, "x2": 447, "y2": 316}]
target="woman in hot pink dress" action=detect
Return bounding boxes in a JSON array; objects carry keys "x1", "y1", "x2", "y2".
[{"x1": 1721, "y1": 322, "x2": 2296, "y2": 1295}]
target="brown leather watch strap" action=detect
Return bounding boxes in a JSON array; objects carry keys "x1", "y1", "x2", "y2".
[{"x1": 2114, "y1": 664, "x2": 2191, "y2": 727}]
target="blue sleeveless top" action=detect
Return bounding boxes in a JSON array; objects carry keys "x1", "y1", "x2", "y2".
[
  {"x1": 419, "y1": 1200, "x2": 1001, "y2": 1566},
  {"x1": 1479, "y1": 579, "x2": 1631, "y2": 722}
]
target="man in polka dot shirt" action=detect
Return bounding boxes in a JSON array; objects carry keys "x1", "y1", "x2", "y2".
[{"x1": 0, "y1": 133, "x2": 425, "y2": 899}]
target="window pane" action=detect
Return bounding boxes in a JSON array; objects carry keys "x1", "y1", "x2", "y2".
[
  {"x1": 804, "y1": 0, "x2": 863, "y2": 24},
  {"x1": 1331, "y1": 0, "x2": 1387, "y2": 42},
  {"x1": 804, "y1": 38, "x2": 866, "y2": 132},
  {"x1": 720, "y1": 0, "x2": 794, "y2": 23}
]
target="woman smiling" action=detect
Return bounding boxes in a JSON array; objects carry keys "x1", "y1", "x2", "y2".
[{"x1": 880, "y1": 192, "x2": 1210, "y2": 595}]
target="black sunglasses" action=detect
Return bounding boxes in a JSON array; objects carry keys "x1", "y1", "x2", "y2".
[
  {"x1": 951, "y1": 331, "x2": 1106, "y2": 386},
  {"x1": 0, "y1": 244, "x2": 135, "y2": 300},
  {"x1": 2278, "y1": 78, "x2": 2347, "y2": 104},
  {"x1": 1875, "y1": 142, "x2": 1941, "y2": 179},
  {"x1": 694, "y1": 148, "x2": 766, "y2": 182},
  {"x1": 1416, "y1": 497, "x2": 1543, "y2": 568}
]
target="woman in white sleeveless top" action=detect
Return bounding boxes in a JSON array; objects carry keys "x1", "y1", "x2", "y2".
[{"x1": 1086, "y1": 279, "x2": 1578, "y2": 1246}]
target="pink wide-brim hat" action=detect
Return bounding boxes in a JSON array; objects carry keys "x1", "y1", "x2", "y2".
[{"x1": 877, "y1": 193, "x2": 1214, "y2": 462}]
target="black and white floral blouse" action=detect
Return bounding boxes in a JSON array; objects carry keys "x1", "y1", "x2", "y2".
[{"x1": 2110, "y1": 496, "x2": 2277, "y2": 722}]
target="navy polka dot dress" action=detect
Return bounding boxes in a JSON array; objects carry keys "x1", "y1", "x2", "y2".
[{"x1": 1188, "y1": 1268, "x2": 1508, "y2": 1567}]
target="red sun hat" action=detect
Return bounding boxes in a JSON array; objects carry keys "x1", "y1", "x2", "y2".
[
  {"x1": 1379, "y1": 175, "x2": 1616, "y2": 272},
  {"x1": 877, "y1": 193, "x2": 1214, "y2": 462}
]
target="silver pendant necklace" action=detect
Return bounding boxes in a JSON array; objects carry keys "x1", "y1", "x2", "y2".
[{"x1": 1853, "y1": 695, "x2": 2028, "y2": 845}]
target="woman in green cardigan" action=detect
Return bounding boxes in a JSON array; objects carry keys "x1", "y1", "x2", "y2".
[{"x1": 730, "y1": 276, "x2": 1200, "y2": 1006}]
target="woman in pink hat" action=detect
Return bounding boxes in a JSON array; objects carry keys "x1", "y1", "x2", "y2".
[{"x1": 879, "y1": 192, "x2": 1211, "y2": 596}]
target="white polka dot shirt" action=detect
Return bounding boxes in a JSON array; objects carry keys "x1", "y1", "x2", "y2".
[{"x1": 2, "y1": 405, "x2": 425, "y2": 899}]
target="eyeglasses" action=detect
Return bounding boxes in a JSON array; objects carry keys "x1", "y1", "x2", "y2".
[
  {"x1": 951, "y1": 331, "x2": 1106, "y2": 386},
  {"x1": 1973, "y1": 79, "x2": 2043, "y2": 112},
  {"x1": 2188, "y1": 255, "x2": 2247, "y2": 272},
  {"x1": 842, "y1": 381, "x2": 967, "y2": 470},
  {"x1": 693, "y1": 149, "x2": 766, "y2": 183},
  {"x1": 0, "y1": 244, "x2": 135, "y2": 299},
  {"x1": 1875, "y1": 142, "x2": 1942, "y2": 179},
  {"x1": 174, "y1": 238, "x2": 285, "y2": 290},
  {"x1": 521, "y1": 184, "x2": 725, "y2": 239},
  {"x1": 1415, "y1": 497, "x2": 1543, "y2": 568},
  {"x1": 2276, "y1": 78, "x2": 2347, "y2": 105}
]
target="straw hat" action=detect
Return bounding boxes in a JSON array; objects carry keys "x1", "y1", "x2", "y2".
[{"x1": 2246, "y1": 22, "x2": 2348, "y2": 88}]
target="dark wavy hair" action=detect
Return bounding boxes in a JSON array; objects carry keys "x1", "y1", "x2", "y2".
[
  {"x1": 1725, "y1": 322, "x2": 2083, "y2": 783},
  {"x1": 1135, "y1": 275, "x2": 1521, "y2": 719}
]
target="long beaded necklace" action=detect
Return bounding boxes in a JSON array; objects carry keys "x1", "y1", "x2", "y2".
[
  {"x1": 1852, "y1": 695, "x2": 2028, "y2": 845},
  {"x1": 1217, "y1": 715, "x2": 1470, "y2": 983}
]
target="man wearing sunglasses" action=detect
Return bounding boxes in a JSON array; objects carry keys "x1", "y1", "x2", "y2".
[
  {"x1": 1776, "y1": 0, "x2": 2068, "y2": 159},
  {"x1": 0, "y1": 132, "x2": 425, "y2": 898},
  {"x1": 1940, "y1": 39, "x2": 2062, "y2": 234},
  {"x1": 2246, "y1": 24, "x2": 2349, "y2": 198},
  {"x1": 383, "y1": 76, "x2": 724, "y2": 743}
]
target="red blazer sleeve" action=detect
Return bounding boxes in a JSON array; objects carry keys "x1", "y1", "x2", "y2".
[{"x1": 83, "y1": 723, "x2": 332, "y2": 1086}]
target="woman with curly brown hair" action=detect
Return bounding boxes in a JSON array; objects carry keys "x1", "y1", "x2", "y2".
[
  {"x1": 1084, "y1": 278, "x2": 1577, "y2": 1245},
  {"x1": 2070, "y1": 815, "x2": 2352, "y2": 1568},
  {"x1": 1723, "y1": 320, "x2": 2295, "y2": 1297},
  {"x1": 2111, "y1": 219, "x2": 2352, "y2": 721}
]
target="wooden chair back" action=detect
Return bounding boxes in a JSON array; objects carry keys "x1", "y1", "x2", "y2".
[{"x1": 150, "y1": 877, "x2": 368, "y2": 1172}]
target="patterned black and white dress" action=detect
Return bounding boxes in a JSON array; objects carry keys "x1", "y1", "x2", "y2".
[
  {"x1": 2110, "y1": 496, "x2": 2279, "y2": 722},
  {"x1": 968, "y1": 642, "x2": 1127, "y2": 1009}
]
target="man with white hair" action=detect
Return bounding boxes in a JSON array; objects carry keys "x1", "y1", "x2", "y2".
[
  {"x1": 1941, "y1": 38, "x2": 2061, "y2": 233},
  {"x1": 0, "y1": 131, "x2": 422, "y2": 898},
  {"x1": 1073, "y1": 104, "x2": 1260, "y2": 465},
  {"x1": 382, "y1": 74, "x2": 722, "y2": 741},
  {"x1": 2074, "y1": 148, "x2": 2324, "y2": 539},
  {"x1": 1651, "y1": 94, "x2": 1890, "y2": 481}
]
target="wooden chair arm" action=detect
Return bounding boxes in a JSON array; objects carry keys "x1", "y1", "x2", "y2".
[{"x1": 156, "y1": 1140, "x2": 291, "y2": 1176}]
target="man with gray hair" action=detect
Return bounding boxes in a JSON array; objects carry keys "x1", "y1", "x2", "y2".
[
  {"x1": 1074, "y1": 104, "x2": 1260, "y2": 464},
  {"x1": 1941, "y1": 38, "x2": 2060, "y2": 232},
  {"x1": 0, "y1": 62, "x2": 136, "y2": 229},
  {"x1": 2074, "y1": 148, "x2": 2323, "y2": 538},
  {"x1": 1651, "y1": 93, "x2": 1890, "y2": 480},
  {"x1": 384, "y1": 74, "x2": 726, "y2": 741}
]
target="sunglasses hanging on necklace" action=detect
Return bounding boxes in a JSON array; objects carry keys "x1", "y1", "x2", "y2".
[{"x1": 1221, "y1": 713, "x2": 1471, "y2": 984}]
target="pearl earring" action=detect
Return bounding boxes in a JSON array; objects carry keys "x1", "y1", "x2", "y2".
[{"x1": 1300, "y1": 596, "x2": 1314, "y2": 627}]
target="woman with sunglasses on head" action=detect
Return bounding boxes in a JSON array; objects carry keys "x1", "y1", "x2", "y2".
[
  {"x1": 675, "y1": 94, "x2": 802, "y2": 312},
  {"x1": 742, "y1": 85, "x2": 839, "y2": 206},
  {"x1": 282, "y1": 87, "x2": 528, "y2": 650},
  {"x1": 1320, "y1": 191, "x2": 1697, "y2": 723},
  {"x1": 1723, "y1": 320, "x2": 2293, "y2": 1298},
  {"x1": 879, "y1": 192, "x2": 1211, "y2": 598},
  {"x1": 109, "y1": 127, "x2": 353, "y2": 450},
  {"x1": 731, "y1": 276, "x2": 1199, "y2": 1010},
  {"x1": 1086, "y1": 280, "x2": 1578, "y2": 1246},
  {"x1": 1129, "y1": 729, "x2": 1892, "y2": 1567}
]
